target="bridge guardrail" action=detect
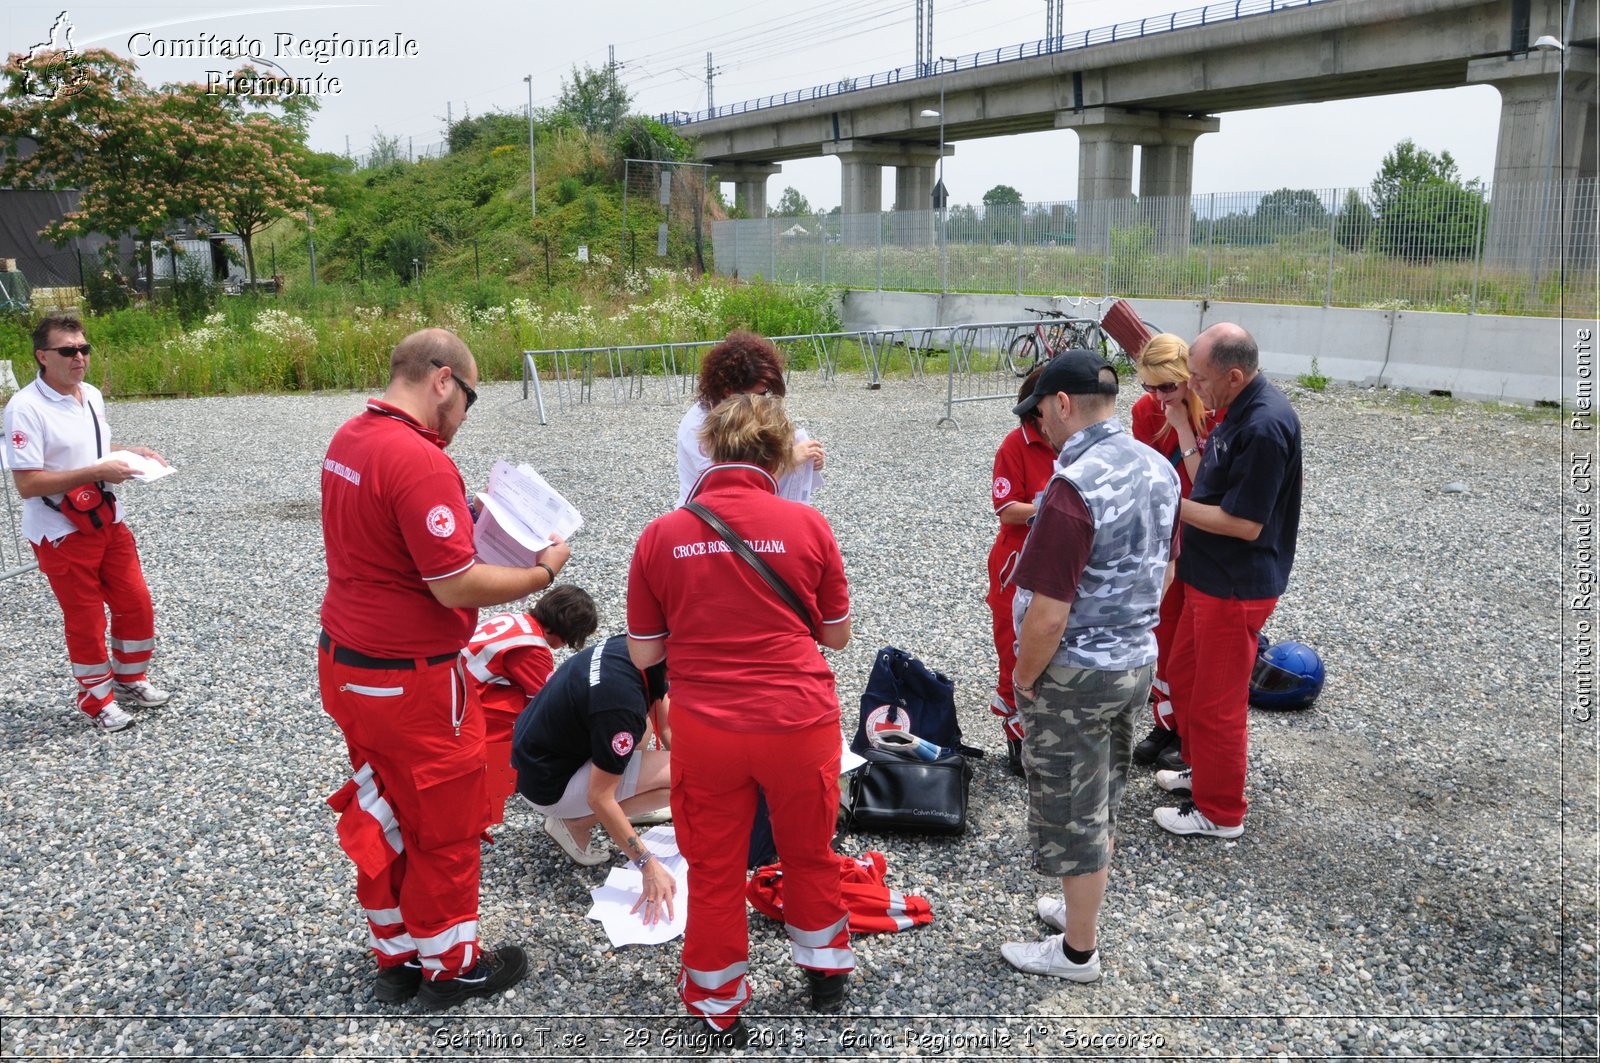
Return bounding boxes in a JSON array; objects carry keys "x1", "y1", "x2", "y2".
[{"x1": 658, "y1": 0, "x2": 1329, "y2": 126}]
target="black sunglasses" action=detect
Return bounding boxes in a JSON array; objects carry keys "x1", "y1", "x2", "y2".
[
  {"x1": 42, "y1": 343, "x2": 93, "y2": 358},
  {"x1": 1140, "y1": 381, "x2": 1180, "y2": 395},
  {"x1": 430, "y1": 359, "x2": 477, "y2": 411}
]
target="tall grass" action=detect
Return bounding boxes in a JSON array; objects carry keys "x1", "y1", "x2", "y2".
[{"x1": 2, "y1": 271, "x2": 840, "y2": 397}]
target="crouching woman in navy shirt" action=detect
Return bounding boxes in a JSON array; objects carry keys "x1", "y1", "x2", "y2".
[{"x1": 627, "y1": 392, "x2": 854, "y2": 1044}]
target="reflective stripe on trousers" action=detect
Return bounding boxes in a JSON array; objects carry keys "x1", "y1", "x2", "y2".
[
  {"x1": 785, "y1": 913, "x2": 854, "y2": 972},
  {"x1": 678, "y1": 962, "x2": 751, "y2": 1027}
]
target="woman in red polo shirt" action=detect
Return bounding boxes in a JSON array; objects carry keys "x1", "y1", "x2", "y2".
[
  {"x1": 1129, "y1": 333, "x2": 1224, "y2": 769},
  {"x1": 629, "y1": 392, "x2": 853, "y2": 1043}
]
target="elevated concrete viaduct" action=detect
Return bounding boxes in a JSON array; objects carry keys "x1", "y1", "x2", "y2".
[{"x1": 689, "y1": 0, "x2": 1596, "y2": 265}]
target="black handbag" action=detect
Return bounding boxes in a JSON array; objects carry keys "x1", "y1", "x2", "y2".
[{"x1": 842, "y1": 746, "x2": 972, "y2": 835}]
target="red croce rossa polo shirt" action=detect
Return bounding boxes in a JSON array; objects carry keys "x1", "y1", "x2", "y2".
[
  {"x1": 627, "y1": 463, "x2": 851, "y2": 733},
  {"x1": 319, "y1": 400, "x2": 477, "y2": 657}
]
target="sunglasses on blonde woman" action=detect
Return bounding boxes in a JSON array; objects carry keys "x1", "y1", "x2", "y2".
[{"x1": 1140, "y1": 381, "x2": 1180, "y2": 395}]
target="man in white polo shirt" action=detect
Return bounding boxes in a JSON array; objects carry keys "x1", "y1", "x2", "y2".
[{"x1": 4, "y1": 315, "x2": 170, "y2": 732}]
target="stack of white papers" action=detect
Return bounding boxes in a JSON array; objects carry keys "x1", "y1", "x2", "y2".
[
  {"x1": 585, "y1": 826, "x2": 689, "y2": 947},
  {"x1": 107, "y1": 449, "x2": 176, "y2": 483},
  {"x1": 474, "y1": 460, "x2": 582, "y2": 567}
]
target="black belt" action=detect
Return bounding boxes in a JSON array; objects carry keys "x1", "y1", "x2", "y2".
[{"x1": 319, "y1": 630, "x2": 457, "y2": 670}]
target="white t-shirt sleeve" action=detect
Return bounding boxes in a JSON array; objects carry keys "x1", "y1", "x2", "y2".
[
  {"x1": 3, "y1": 392, "x2": 45, "y2": 471},
  {"x1": 674, "y1": 403, "x2": 710, "y2": 508}
]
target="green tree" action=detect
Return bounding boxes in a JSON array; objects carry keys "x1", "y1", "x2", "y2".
[
  {"x1": 1370, "y1": 139, "x2": 1458, "y2": 211},
  {"x1": 448, "y1": 110, "x2": 530, "y2": 153},
  {"x1": 773, "y1": 187, "x2": 812, "y2": 217},
  {"x1": 556, "y1": 62, "x2": 630, "y2": 135},
  {"x1": 1368, "y1": 139, "x2": 1487, "y2": 260},
  {"x1": 982, "y1": 183, "x2": 1024, "y2": 207},
  {"x1": 1334, "y1": 188, "x2": 1373, "y2": 252},
  {"x1": 1253, "y1": 187, "x2": 1329, "y2": 238},
  {"x1": 363, "y1": 128, "x2": 403, "y2": 169}
]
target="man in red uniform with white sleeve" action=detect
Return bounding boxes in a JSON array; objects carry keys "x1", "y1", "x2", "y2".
[
  {"x1": 4, "y1": 315, "x2": 170, "y2": 733},
  {"x1": 986, "y1": 366, "x2": 1057, "y2": 775},
  {"x1": 462, "y1": 584, "x2": 597, "y2": 825},
  {"x1": 318, "y1": 328, "x2": 571, "y2": 1010}
]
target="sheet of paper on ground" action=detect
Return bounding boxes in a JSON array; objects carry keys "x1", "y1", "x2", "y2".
[{"x1": 586, "y1": 826, "x2": 688, "y2": 947}]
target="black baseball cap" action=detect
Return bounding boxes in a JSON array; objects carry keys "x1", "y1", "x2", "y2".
[{"x1": 1012, "y1": 350, "x2": 1118, "y2": 416}]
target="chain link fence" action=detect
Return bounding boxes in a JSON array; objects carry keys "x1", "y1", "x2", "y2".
[{"x1": 713, "y1": 179, "x2": 1599, "y2": 318}]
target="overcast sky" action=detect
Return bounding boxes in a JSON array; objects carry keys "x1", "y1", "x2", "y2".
[{"x1": 4, "y1": 0, "x2": 1505, "y2": 210}]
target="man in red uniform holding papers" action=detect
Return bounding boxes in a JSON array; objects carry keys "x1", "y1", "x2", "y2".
[{"x1": 318, "y1": 328, "x2": 571, "y2": 1010}]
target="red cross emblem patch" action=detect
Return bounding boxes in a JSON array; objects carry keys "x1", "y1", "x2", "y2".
[
  {"x1": 611, "y1": 731, "x2": 635, "y2": 757},
  {"x1": 425, "y1": 504, "x2": 456, "y2": 538},
  {"x1": 9, "y1": 430, "x2": 25, "y2": 449}
]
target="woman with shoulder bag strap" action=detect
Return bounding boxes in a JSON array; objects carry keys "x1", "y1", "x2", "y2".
[{"x1": 627, "y1": 384, "x2": 854, "y2": 1044}]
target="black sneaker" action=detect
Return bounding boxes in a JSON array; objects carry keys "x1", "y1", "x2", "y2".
[
  {"x1": 373, "y1": 960, "x2": 422, "y2": 1004},
  {"x1": 807, "y1": 969, "x2": 849, "y2": 1012},
  {"x1": 1006, "y1": 738, "x2": 1026, "y2": 778},
  {"x1": 1155, "y1": 737, "x2": 1186, "y2": 773},
  {"x1": 1132, "y1": 724, "x2": 1176, "y2": 766},
  {"x1": 414, "y1": 945, "x2": 528, "y2": 1011}
]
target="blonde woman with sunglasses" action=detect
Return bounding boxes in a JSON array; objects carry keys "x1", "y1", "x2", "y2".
[{"x1": 1128, "y1": 333, "x2": 1226, "y2": 771}]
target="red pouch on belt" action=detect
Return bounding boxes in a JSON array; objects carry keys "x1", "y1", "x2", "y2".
[{"x1": 46, "y1": 483, "x2": 117, "y2": 534}]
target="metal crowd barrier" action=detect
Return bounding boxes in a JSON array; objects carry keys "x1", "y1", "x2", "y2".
[
  {"x1": 517, "y1": 316, "x2": 1122, "y2": 429},
  {"x1": 519, "y1": 330, "x2": 904, "y2": 424}
]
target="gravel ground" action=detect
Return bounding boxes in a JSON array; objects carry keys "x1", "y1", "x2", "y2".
[{"x1": 0, "y1": 368, "x2": 1593, "y2": 1060}]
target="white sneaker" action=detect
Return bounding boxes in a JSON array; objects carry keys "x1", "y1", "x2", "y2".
[
  {"x1": 113, "y1": 680, "x2": 170, "y2": 708},
  {"x1": 999, "y1": 934, "x2": 1101, "y2": 981},
  {"x1": 91, "y1": 703, "x2": 136, "y2": 732},
  {"x1": 1154, "y1": 801, "x2": 1244, "y2": 839},
  {"x1": 1035, "y1": 894, "x2": 1067, "y2": 932},
  {"x1": 1154, "y1": 767, "x2": 1193, "y2": 794}
]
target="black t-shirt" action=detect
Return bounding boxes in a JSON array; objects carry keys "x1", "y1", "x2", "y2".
[
  {"x1": 1178, "y1": 373, "x2": 1303, "y2": 599},
  {"x1": 511, "y1": 636, "x2": 650, "y2": 806}
]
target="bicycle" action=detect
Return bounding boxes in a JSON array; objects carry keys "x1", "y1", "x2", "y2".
[{"x1": 1005, "y1": 307, "x2": 1105, "y2": 377}]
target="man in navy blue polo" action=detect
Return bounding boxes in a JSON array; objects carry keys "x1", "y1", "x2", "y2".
[{"x1": 1152, "y1": 323, "x2": 1302, "y2": 839}]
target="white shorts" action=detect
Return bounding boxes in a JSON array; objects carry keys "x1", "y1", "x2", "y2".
[{"x1": 527, "y1": 748, "x2": 645, "y2": 820}]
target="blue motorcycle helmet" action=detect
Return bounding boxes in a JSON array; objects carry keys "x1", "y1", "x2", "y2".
[{"x1": 1249, "y1": 640, "x2": 1324, "y2": 710}]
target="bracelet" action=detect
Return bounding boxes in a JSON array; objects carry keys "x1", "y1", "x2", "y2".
[
  {"x1": 536, "y1": 561, "x2": 557, "y2": 584},
  {"x1": 636, "y1": 849, "x2": 654, "y2": 869},
  {"x1": 1181, "y1": 446, "x2": 1200, "y2": 458}
]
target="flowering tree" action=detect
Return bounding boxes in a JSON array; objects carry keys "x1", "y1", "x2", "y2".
[
  {"x1": 0, "y1": 49, "x2": 183, "y2": 286},
  {"x1": 172, "y1": 75, "x2": 321, "y2": 286},
  {"x1": 0, "y1": 49, "x2": 318, "y2": 290}
]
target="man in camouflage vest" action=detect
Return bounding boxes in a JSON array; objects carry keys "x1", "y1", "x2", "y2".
[{"x1": 1001, "y1": 350, "x2": 1180, "y2": 981}]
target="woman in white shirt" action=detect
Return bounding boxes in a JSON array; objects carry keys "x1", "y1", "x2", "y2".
[{"x1": 674, "y1": 331, "x2": 825, "y2": 508}]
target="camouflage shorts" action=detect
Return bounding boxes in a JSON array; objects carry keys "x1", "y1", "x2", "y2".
[{"x1": 1017, "y1": 662, "x2": 1153, "y2": 878}]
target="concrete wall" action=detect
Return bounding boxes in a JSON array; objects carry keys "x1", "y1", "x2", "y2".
[{"x1": 840, "y1": 290, "x2": 1589, "y2": 404}]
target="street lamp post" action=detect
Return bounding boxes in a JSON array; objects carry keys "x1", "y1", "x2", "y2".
[
  {"x1": 524, "y1": 74, "x2": 537, "y2": 220},
  {"x1": 1531, "y1": 13, "x2": 1574, "y2": 286},
  {"x1": 920, "y1": 56, "x2": 955, "y2": 292}
]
